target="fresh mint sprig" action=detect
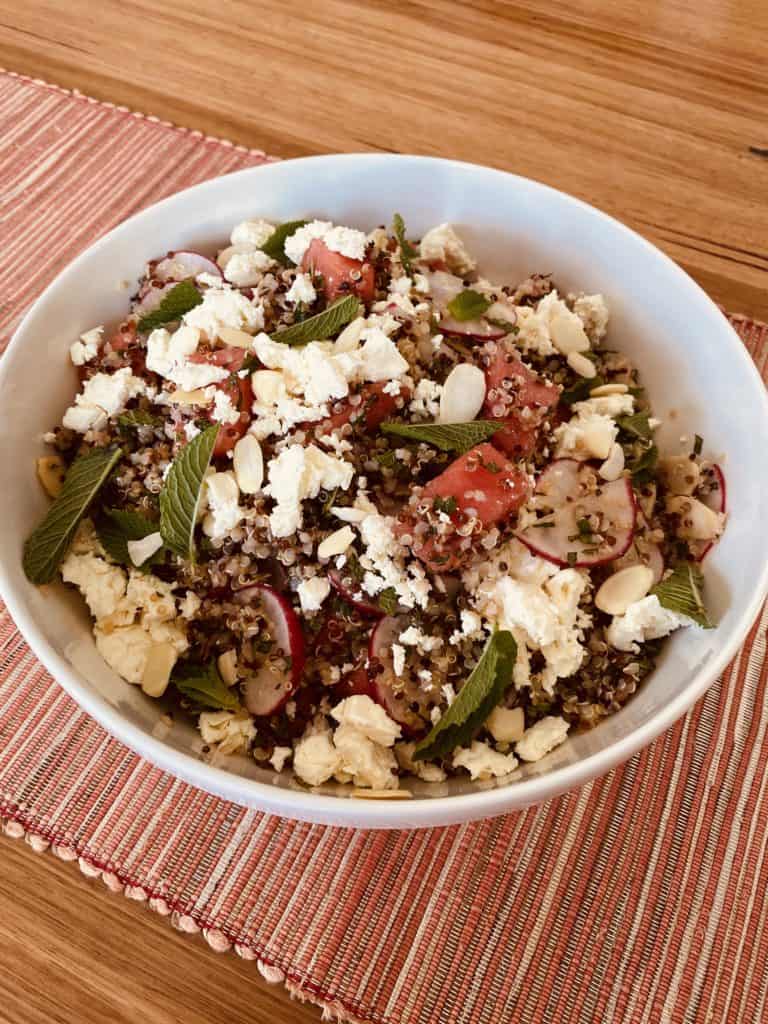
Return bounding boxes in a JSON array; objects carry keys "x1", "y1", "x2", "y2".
[
  {"x1": 380, "y1": 420, "x2": 503, "y2": 454},
  {"x1": 159, "y1": 424, "x2": 219, "y2": 562}
]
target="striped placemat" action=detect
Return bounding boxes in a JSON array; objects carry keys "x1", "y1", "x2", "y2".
[{"x1": 1, "y1": 69, "x2": 767, "y2": 1024}]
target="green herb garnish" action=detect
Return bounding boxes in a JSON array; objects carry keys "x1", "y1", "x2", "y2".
[
  {"x1": 693, "y1": 433, "x2": 703, "y2": 456},
  {"x1": 446, "y1": 289, "x2": 492, "y2": 322},
  {"x1": 117, "y1": 409, "x2": 162, "y2": 429},
  {"x1": 413, "y1": 631, "x2": 517, "y2": 760},
  {"x1": 392, "y1": 213, "x2": 418, "y2": 274},
  {"x1": 486, "y1": 317, "x2": 518, "y2": 333},
  {"x1": 137, "y1": 280, "x2": 202, "y2": 333},
  {"x1": 561, "y1": 376, "x2": 605, "y2": 405},
  {"x1": 172, "y1": 659, "x2": 240, "y2": 711},
  {"x1": 95, "y1": 508, "x2": 162, "y2": 569},
  {"x1": 159, "y1": 424, "x2": 219, "y2": 562},
  {"x1": 23, "y1": 447, "x2": 122, "y2": 584},
  {"x1": 269, "y1": 295, "x2": 360, "y2": 348},
  {"x1": 617, "y1": 412, "x2": 654, "y2": 441},
  {"x1": 259, "y1": 219, "x2": 309, "y2": 264},
  {"x1": 566, "y1": 551, "x2": 578, "y2": 567},
  {"x1": 378, "y1": 587, "x2": 399, "y2": 615},
  {"x1": 380, "y1": 420, "x2": 502, "y2": 454},
  {"x1": 433, "y1": 495, "x2": 458, "y2": 515},
  {"x1": 652, "y1": 563, "x2": 713, "y2": 628}
]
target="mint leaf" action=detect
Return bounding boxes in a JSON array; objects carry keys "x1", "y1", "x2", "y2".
[
  {"x1": 117, "y1": 410, "x2": 162, "y2": 429},
  {"x1": 413, "y1": 631, "x2": 517, "y2": 760},
  {"x1": 23, "y1": 447, "x2": 122, "y2": 584},
  {"x1": 652, "y1": 563, "x2": 713, "y2": 628},
  {"x1": 618, "y1": 412, "x2": 654, "y2": 441},
  {"x1": 269, "y1": 295, "x2": 360, "y2": 347},
  {"x1": 95, "y1": 508, "x2": 162, "y2": 569},
  {"x1": 447, "y1": 289, "x2": 492, "y2": 322},
  {"x1": 137, "y1": 280, "x2": 202, "y2": 333},
  {"x1": 380, "y1": 419, "x2": 503, "y2": 454},
  {"x1": 159, "y1": 424, "x2": 219, "y2": 562},
  {"x1": 392, "y1": 213, "x2": 418, "y2": 274},
  {"x1": 172, "y1": 659, "x2": 240, "y2": 711},
  {"x1": 378, "y1": 587, "x2": 398, "y2": 615},
  {"x1": 260, "y1": 219, "x2": 309, "y2": 264},
  {"x1": 562, "y1": 375, "x2": 605, "y2": 405}
]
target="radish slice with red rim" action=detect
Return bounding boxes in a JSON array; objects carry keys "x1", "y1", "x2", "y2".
[
  {"x1": 515, "y1": 459, "x2": 637, "y2": 567},
  {"x1": 368, "y1": 616, "x2": 431, "y2": 736},
  {"x1": 153, "y1": 251, "x2": 223, "y2": 283},
  {"x1": 328, "y1": 570, "x2": 385, "y2": 617},
  {"x1": 424, "y1": 270, "x2": 507, "y2": 340},
  {"x1": 690, "y1": 463, "x2": 726, "y2": 562},
  {"x1": 132, "y1": 281, "x2": 178, "y2": 317},
  {"x1": 612, "y1": 511, "x2": 664, "y2": 584},
  {"x1": 234, "y1": 585, "x2": 305, "y2": 716}
]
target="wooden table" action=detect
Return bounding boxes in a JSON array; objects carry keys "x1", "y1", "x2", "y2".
[{"x1": 0, "y1": 3, "x2": 766, "y2": 1021}]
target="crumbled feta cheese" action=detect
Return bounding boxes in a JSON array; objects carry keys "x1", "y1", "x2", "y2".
[
  {"x1": 61, "y1": 551, "x2": 127, "y2": 620},
  {"x1": 356, "y1": 327, "x2": 409, "y2": 381},
  {"x1": 333, "y1": 724, "x2": 399, "y2": 789},
  {"x1": 392, "y1": 643, "x2": 406, "y2": 676},
  {"x1": 573, "y1": 394, "x2": 635, "y2": 419},
  {"x1": 286, "y1": 272, "x2": 317, "y2": 306},
  {"x1": 554, "y1": 410, "x2": 618, "y2": 461},
  {"x1": 230, "y1": 218, "x2": 275, "y2": 249},
  {"x1": 398, "y1": 626, "x2": 442, "y2": 653},
  {"x1": 69, "y1": 326, "x2": 103, "y2": 366},
  {"x1": 573, "y1": 293, "x2": 610, "y2": 341},
  {"x1": 265, "y1": 444, "x2": 353, "y2": 538},
  {"x1": 331, "y1": 695, "x2": 401, "y2": 747},
  {"x1": 283, "y1": 220, "x2": 333, "y2": 265},
  {"x1": 323, "y1": 225, "x2": 368, "y2": 261},
  {"x1": 199, "y1": 710, "x2": 256, "y2": 755},
  {"x1": 211, "y1": 389, "x2": 240, "y2": 425},
  {"x1": 453, "y1": 741, "x2": 518, "y2": 780},
  {"x1": 126, "y1": 531, "x2": 163, "y2": 568},
  {"x1": 94, "y1": 625, "x2": 156, "y2": 684},
  {"x1": 269, "y1": 746, "x2": 292, "y2": 772},
  {"x1": 515, "y1": 716, "x2": 569, "y2": 762},
  {"x1": 179, "y1": 591, "x2": 202, "y2": 619},
  {"x1": 183, "y1": 285, "x2": 264, "y2": 339},
  {"x1": 184, "y1": 421, "x2": 201, "y2": 442},
  {"x1": 293, "y1": 724, "x2": 342, "y2": 786},
  {"x1": 606, "y1": 594, "x2": 692, "y2": 653},
  {"x1": 419, "y1": 223, "x2": 477, "y2": 276},
  {"x1": 297, "y1": 576, "x2": 331, "y2": 613},
  {"x1": 409, "y1": 378, "x2": 442, "y2": 418},
  {"x1": 382, "y1": 379, "x2": 402, "y2": 396},
  {"x1": 224, "y1": 250, "x2": 274, "y2": 286},
  {"x1": 62, "y1": 367, "x2": 145, "y2": 432},
  {"x1": 202, "y1": 471, "x2": 243, "y2": 540},
  {"x1": 356, "y1": 512, "x2": 431, "y2": 609}
]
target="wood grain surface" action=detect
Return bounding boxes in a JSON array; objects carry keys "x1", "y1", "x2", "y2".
[{"x1": 0, "y1": 3, "x2": 766, "y2": 1022}]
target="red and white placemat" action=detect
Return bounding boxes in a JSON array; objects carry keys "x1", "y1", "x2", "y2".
[{"x1": 1, "y1": 69, "x2": 767, "y2": 1024}]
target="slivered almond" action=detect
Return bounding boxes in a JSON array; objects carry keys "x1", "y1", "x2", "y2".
[
  {"x1": 141, "y1": 643, "x2": 178, "y2": 698},
  {"x1": 36, "y1": 455, "x2": 66, "y2": 497},
  {"x1": 218, "y1": 326, "x2": 254, "y2": 348},
  {"x1": 567, "y1": 351, "x2": 597, "y2": 379},
  {"x1": 595, "y1": 565, "x2": 654, "y2": 616},
  {"x1": 233, "y1": 435, "x2": 263, "y2": 494},
  {"x1": 317, "y1": 526, "x2": 355, "y2": 559},
  {"x1": 590, "y1": 383, "x2": 629, "y2": 397},
  {"x1": 438, "y1": 363, "x2": 486, "y2": 424},
  {"x1": 166, "y1": 388, "x2": 211, "y2": 406}
]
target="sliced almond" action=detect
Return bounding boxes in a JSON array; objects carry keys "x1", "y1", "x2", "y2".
[
  {"x1": 590, "y1": 383, "x2": 628, "y2": 397},
  {"x1": 36, "y1": 455, "x2": 66, "y2": 497},
  {"x1": 567, "y1": 351, "x2": 597, "y2": 379},
  {"x1": 438, "y1": 363, "x2": 486, "y2": 424},
  {"x1": 665, "y1": 495, "x2": 724, "y2": 540},
  {"x1": 350, "y1": 789, "x2": 413, "y2": 800},
  {"x1": 232, "y1": 435, "x2": 263, "y2": 494},
  {"x1": 166, "y1": 388, "x2": 212, "y2": 406},
  {"x1": 595, "y1": 565, "x2": 655, "y2": 616},
  {"x1": 217, "y1": 649, "x2": 239, "y2": 687},
  {"x1": 218, "y1": 326, "x2": 254, "y2": 349},
  {"x1": 582, "y1": 418, "x2": 615, "y2": 460},
  {"x1": 334, "y1": 316, "x2": 366, "y2": 352},
  {"x1": 318, "y1": 525, "x2": 355, "y2": 559},
  {"x1": 550, "y1": 313, "x2": 590, "y2": 354},
  {"x1": 658, "y1": 455, "x2": 700, "y2": 496},
  {"x1": 487, "y1": 706, "x2": 525, "y2": 743},
  {"x1": 141, "y1": 643, "x2": 178, "y2": 698},
  {"x1": 599, "y1": 442, "x2": 625, "y2": 482}
]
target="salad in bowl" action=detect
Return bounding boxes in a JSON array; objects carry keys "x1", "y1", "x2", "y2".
[{"x1": 24, "y1": 214, "x2": 726, "y2": 795}]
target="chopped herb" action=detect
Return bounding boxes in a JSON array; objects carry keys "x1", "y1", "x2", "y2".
[
  {"x1": 380, "y1": 420, "x2": 503, "y2": 454},
  {"x1": 532, "y1": 520, "x2": 556, "y2": 528},
  {"x1": 159, "y1": 424, "x2": 219, "y2": 562},
  {"x1": 433, "y1": 495, "x2": 457, "y2": 515},
  {"x1": 322, "y1": 487, "x2": 339, "y2": 515},
  {"x1": 344, "y1": 553, "x2": 365, "y2": 582},
  {"x1": 693, "y1": 434, "x2": 703, "y2": 456},
  {"x1": 652, "y1": 562, "x2": 713, "y2": 628},
  {"x1": 627, "y1": 442, "x2": 659, "y2": 485},
  {"x1": 486, "y1": 317, "x2": 518, "y2": 333},
  {"x1": 566, "y1": 551, "x2": 578, "y2": 566},
  {"x1": 172, "y1": 659, "x2": 241, "y2": 711},
  {"x1": 260, "y1": 219, "x2": 309, "y2": 264},
  {"x1": 392, "y1": 213, "x2": 418, "y2": 274},
  {"x1": 117, "y1": 410, "x2": 162, "y2": 429},
  {"x1": 413, "y1": 631, "x2": 517, "y2": 760},
  {"x1": 268, "y1": 295, "x2": 360, "y2": 348},
  {"x1": 482, "y1": 459, "x2": 501, "y2": 473},
  {"x1": 137, "y1": 280, "x2": 202, "y2": 333},
  {"x1": 23, "y1": 446, "x2": 122, "y2": 584},
  {"x1": 378, "y1": 587, "x2": 399, "y2": 615},
  {"x1": 576, "y1": 517, "x2": 593, "y2": 538},
  {"x1": 617, "y1": 412, "x2": 654, "y2": 441},
  {"x1": 446, "y1": 289, "x2": 492, "y2": 322},
  {"x1": 561, "y1": 376, "x2": 605, "y2": 405},
  {"x1": 374, "y1": 450, "x2": 398, "y2": 470}
]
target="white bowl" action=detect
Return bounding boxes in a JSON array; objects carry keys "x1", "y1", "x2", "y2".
[{"x1": 1, "y1": 154, "x2": 766, "y2": 829}]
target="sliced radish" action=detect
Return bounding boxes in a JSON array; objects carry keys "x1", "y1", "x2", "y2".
[
  {"x1": 612, "y1": 513, "x2": 664, "y2": 584},
  {"x1": 153, "y1": 251, "x2": 223, "y2": 283},
  {"x1": 234, "y1": 585, "x2": 305, "y2": 716},
  {"x1": 132, "y1": 281, "x2": 178, "y2": 318},
  {"x1": 516, "y1": 459, "x2": 636, "y2": 567},
  {"x1": 368, "y1": 616, "x2": 430, "y2": 736},
  {"x1": 328, "y1": 570, "x2": 384, "y2": 617},
  {"x1": 424, "y1": 270, "x2": 507, "y2": 340},
  {"x1": 690, "y1": 463, "x2": 726, "y2": 562}
]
